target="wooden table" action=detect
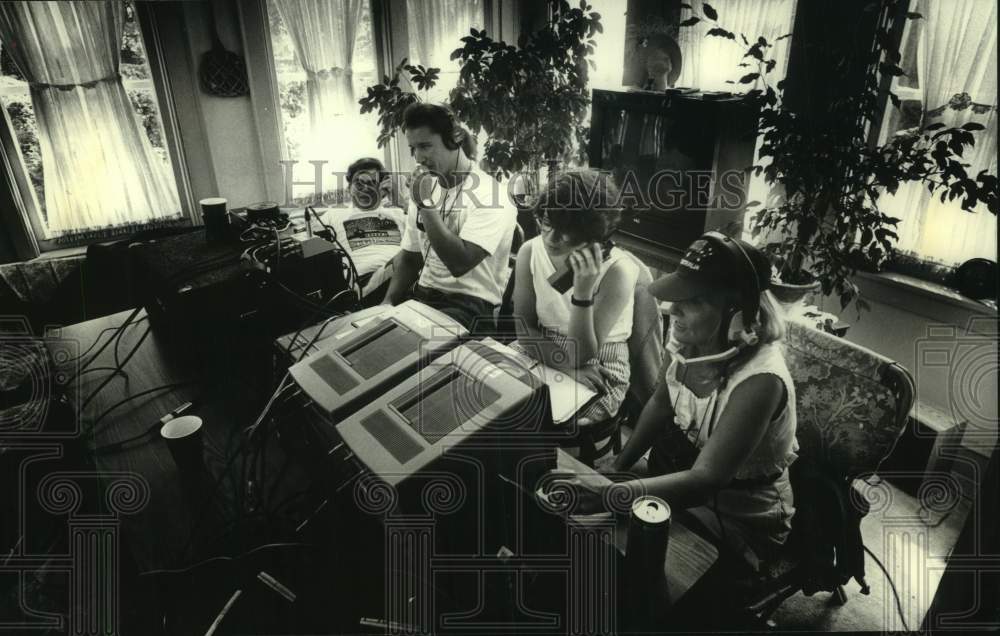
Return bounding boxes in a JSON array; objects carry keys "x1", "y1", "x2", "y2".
[
  {"x1": 46, "y1": 308, "x2": 718, "y2": 632},
  {"x1": 48, "y1": 308, "x2": 305, "y2": 573},
  {"x1": 557, "y1": 449, "x2": 718, "y2": 605}
]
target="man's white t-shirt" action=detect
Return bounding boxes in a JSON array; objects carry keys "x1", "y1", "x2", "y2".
[
  {"x1": 399, "y1": 167, "x2": 516, "y2": 306},
  {"x1": 320, "y1": 205, "x2": 406, "y2": 277}
]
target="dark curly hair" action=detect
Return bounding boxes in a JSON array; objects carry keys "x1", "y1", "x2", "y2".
[
  {"x1": 346, "y1": 157, "x2": 385, "y2": 183},
  {"x1": 533, "y1": 169, "x2": 623, "y2": 244}
]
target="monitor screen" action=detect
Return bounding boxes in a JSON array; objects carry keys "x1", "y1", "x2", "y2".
[
  {"x1": 394, "y1": 366, "x2": 502, "y2": 444},
  {"x1": 341, "y1": 320, "x2": 423, "y2": 379}
]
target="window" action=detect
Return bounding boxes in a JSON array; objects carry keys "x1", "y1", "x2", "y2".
[
  {"x1": 404, "y1": 0, "x2": 485, "y2": 105},
  {"x1": 264, "y1": 0, "x2": 490, "y2": 200},
  {"x1": 265, "y1": 0, "x2": 382, "y2": 204},
  {"x1": 0, "y1": 0, "x2": 182, "y2": 251},
  {"x1": 876, "y1": 0, "x2": 997, "y2": 268},
  {"x1": 586, "y1": 0, "x2": 628, "y2": 92},
  {"x1": 677, "y1": 0, "x2": 797, "y2": 93}
]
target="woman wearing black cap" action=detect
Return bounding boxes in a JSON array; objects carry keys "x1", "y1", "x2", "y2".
[{"x1": 546, "y1": 232, "x2": 797, "y2": 574}]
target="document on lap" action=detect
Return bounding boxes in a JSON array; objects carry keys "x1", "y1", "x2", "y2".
[{"x1": 478, "y1": 337, "x2": 599, "y2": 424}]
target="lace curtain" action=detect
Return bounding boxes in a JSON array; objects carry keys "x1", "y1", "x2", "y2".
[
  {"x1": 878, "y1": 0, "x2": 997, "y2": 265},
  {"x1": 273, "y1": 0, "x2": 365, "y2": 166},
  {"x1": 0, "y1": 1, "x2": 180, "y2": 237},
  {"x1": 677, "y1": 0, "x2": 797, "y2": 93},
  {"x1": 405, "y1": 0, "x2": 484, "y2": 104}
]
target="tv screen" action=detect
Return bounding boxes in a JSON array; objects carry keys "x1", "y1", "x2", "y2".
[{"x1": 588, "y1": 89, "x2": 757, "y2": 254}]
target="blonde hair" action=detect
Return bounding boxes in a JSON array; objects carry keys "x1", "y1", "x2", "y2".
[
  {"x1": 755, "y1": 290, "x2": 786, "y2": 346},
  {"x1": 667, "y1": 289, "x2": 786, "y2": 378}
]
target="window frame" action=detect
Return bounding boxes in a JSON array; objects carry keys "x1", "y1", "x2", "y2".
[
  {"x1": 868, "y1": 0, "x2": 996, "y2": 278},
  {"x1": 0, "y1": 3, "x2": 195, "y2": 259},
  {"x1": 254, "y1": 0, "x2": 504, "y2": 187}
]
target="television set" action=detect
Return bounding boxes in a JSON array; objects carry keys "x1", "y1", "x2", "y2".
[{"x1": 588, "y1": 88, "x2": 759, "y2": 260}]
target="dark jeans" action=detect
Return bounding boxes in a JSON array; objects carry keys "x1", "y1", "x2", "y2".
[{"x1": 411, "y1": 285, "x2": 497, "y2": 334}]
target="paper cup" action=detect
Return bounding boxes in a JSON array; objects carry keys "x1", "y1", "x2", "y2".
[{"x1": 161, "y1": 415, "x2": 204, "y2": 475}]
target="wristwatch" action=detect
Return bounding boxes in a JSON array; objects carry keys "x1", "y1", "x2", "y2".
[{"x1": 571, "y1": 296, "x2": 594, "y2": 307}]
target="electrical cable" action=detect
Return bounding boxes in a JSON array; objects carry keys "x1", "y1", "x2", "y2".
[
  {"x1": 77, "y1": 366, "x2": 130, "y2": 381},
  {"x1": 181, "y1": 374, "x2": 291, "y2": 558},
  {"x1": 307, "y1": 206, "x2": 363, "y2": 301},
  {"x1": 89, "y1": 381, "x2": 200, "y2": 434},
  {"x1": 65, "y1": 322, "x2": 142, "y2": 364},
  {"x1": 140, "y1": 542, "x2": 314, "y2": 577},
  {"x1": 273, "y1": 227, "x2": 281, "y2": 277},
  {"x1": 863, "y1": 545, "x2": 910, "y2": 632},
  {"x1": 70, "y1": 307, "x2": 143, "y2": 380},
  {"x1": 79, "y1": 323, "x2": 153, "y2": 414},
  {"x1": 110, "y1": 312, "x2": 150, "y2": 370},
  {"x1": 285, "y1": 290, "x2": 354, "y2": 362},
  {"x1": 240, "y1": 380, "x2": 297, "y2": 516},
  {"x1": 268, "y1": 276, "x2": 353, "y2": 315}
]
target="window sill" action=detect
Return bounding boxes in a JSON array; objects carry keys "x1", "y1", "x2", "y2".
[
  {"x1": 858, "y1": 270, "x2": 996, "y2": 314},
  {"x1": 31, "y1": 245, "x2": 89, "y2": 262},
  {"x1": 850, "y1": 269, "x2": 997, "y2": 335}
]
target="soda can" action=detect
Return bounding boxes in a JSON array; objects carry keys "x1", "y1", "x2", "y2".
[{"x1": 626, "y1": 495, "x2": 671, "y2": 579}]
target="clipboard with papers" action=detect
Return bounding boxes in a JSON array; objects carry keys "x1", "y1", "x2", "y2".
[{"x1": 477, "y1": 337, "x2": 600, "y2": 424}]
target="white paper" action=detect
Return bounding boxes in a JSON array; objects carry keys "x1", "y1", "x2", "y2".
[{"x1": 479, "y1": 338, "x2": 598, "y2": 424}]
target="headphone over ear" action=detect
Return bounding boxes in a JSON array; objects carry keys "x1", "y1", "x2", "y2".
[
  {"x1": 703, "y1": 231, "x2": 763, "y2": 346},
  {"x1": 441, "y1": 109, "x2": 466, "y2": 151}
]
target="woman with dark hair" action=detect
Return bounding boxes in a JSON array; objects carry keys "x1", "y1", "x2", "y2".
[
  {"x1": 546, "y1": 232, "x2": 797, "y2": 574},
  {"x1": 512, "y1": 169, "x2": 640, "y2": 422}
]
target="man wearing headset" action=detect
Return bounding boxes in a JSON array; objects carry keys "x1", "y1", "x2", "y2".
[{"x1": 381, "y1": 103, "x2": 517, "y2": 332}]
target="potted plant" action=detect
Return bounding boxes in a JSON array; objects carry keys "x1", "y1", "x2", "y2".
[
  {"x1": 685, "y1": 1, "x2": 997, "y2": 311},
  {"x1": 359, "y1": 0, "x2": 602, "y2": 193}
]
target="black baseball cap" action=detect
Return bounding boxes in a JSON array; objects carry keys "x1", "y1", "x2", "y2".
[{"x1": 648, "y1": 233, "x2": 772, "y2": 302}]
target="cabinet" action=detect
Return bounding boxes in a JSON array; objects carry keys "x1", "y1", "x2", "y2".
[{"x1": 588, "y1": 89, "x2": 759, "y2": 265}]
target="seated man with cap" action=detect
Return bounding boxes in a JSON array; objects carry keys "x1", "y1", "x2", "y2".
[{"x1": 381, "y1": 103, "x2": 517, "y2": 332}]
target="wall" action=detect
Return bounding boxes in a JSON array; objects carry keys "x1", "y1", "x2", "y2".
[
  {"x1": 146, "y1": 0, "x2": 273, "y2": 211},
  {"x1": 815, "y1": 273, "x2": 998, "y2": 457}
]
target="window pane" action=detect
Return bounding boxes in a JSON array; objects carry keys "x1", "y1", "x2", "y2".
[
  {"x1": 405, "y1": 0, "x2": 484, "y2": 105},
  {"x1": 876, "y1": 0, "x2": 997, "y2": 266},
  {"x1": 678, "y1": 0, "x2": 797, "y2": 93},
  {"x1": 266, "y1": 0, "x2": 381, "y2": 205},
  {"x1": 588, "y1": 0, "x2": 629, "y2": 92},
  {"x1": 0, "y1": 1, "x2": 179, "y2": 241}
]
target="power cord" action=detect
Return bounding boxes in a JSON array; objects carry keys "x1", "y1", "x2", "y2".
[
  {"x1": 69, "y1": 307, "x2": 144, "y2": 380},
  {"x1": 173, "y1": 376, "x2": 295, "y2": 566},
  {"x1": 307, "y1": 206, "x2": 363, "y2": 301},
  {"x1": 79, "y1": 323, "x2": 153, "y2": 414},
  {"x1": 140, "y1": 542, "x2": 314, "y2": 577},
  {"x1": 863, "y1": 545, "x2": 910, "y2": 632},
  {"x1": 88, "y1": 381, "x2": 200, "y2": 438}
]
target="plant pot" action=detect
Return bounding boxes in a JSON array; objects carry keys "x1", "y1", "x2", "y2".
[{"x1": 770, "y1": 279, "x2": 821, "y2": 307}]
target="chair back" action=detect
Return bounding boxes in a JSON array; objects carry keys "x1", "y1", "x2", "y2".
[
  {"x1": 510, "y1": 221, "x2": 525, "y2": 263},
  {"x1": 621, "y1": 250, "x2": 664, "y2": 414},
  {"x1": 782, "y1": 321, "x2": 915, "y2": 478},
  {"x1": 494, "y1": 221, "x2": 526, "y2": 341}
]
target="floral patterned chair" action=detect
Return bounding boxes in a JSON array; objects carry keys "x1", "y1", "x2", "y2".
[
  {"x1": 742, "y1": 320, "x2": 916, "y2": 624},
  {"x1": 783, "y1": 321, "x2": 916, "y2": 478}
]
